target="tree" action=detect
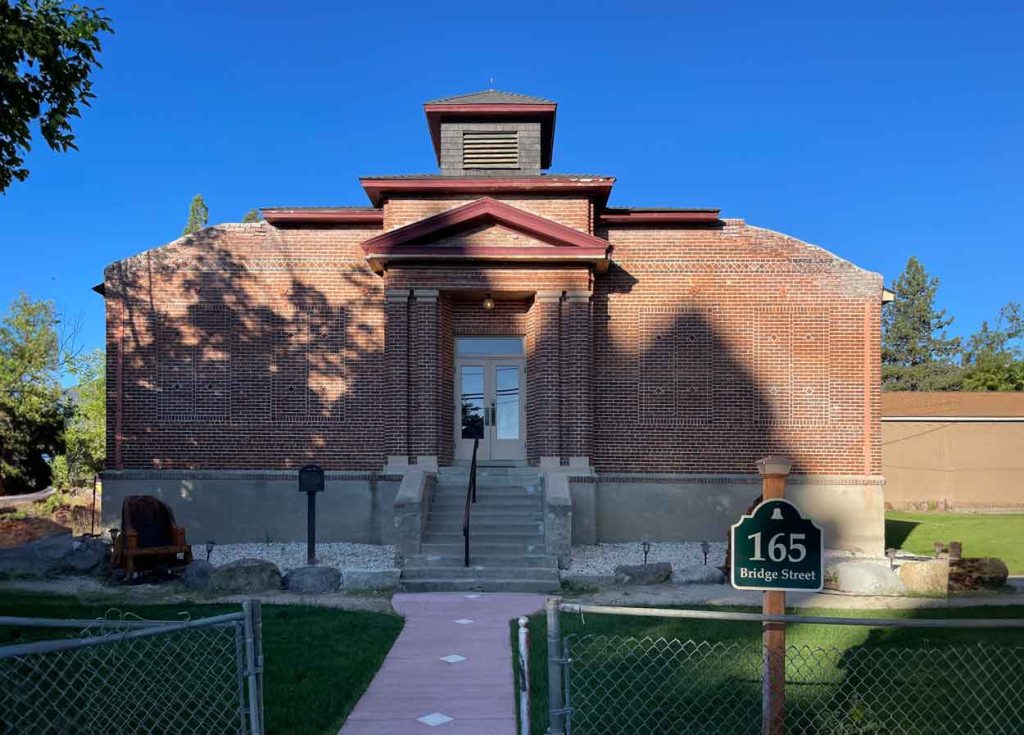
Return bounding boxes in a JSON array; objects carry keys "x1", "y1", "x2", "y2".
[
  {"x1": 59, "y1": 347, "x2": 104, "y2": 485},
  {"x1": 241, "y1": 208, "x2": 260, "y2": 223},
  {"x1": 882, "y1": 257, "x2": 962, "y2": 391},
  {"x1": 182, "y1": 193, "x2": 208, "y2": 235},
  {"x1": 960, "y1": 303, "x2": 1024, "y2": 391},
  {"x1": 0, "y1": 294, "x2": 68, "y2": 494},
  {"x1": 0, "y1": 0, "x2": 113, "y2": 193}
]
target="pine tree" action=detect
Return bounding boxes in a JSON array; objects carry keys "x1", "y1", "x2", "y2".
[
  {"x1": 882, "y1": 257, "x2": 961, "y2": 391},
  {"x1": 182, "y1": 194, "x2": 209, "y2": 235},
  {"x1": 242, "y1": 209, "x2": 260, "y2": 223}
]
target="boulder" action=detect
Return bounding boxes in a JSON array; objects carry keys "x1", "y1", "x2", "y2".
[
  {"x1": 341, "y1": 569, "x2": 401, "y2": 591},
  {"x1": 614, "y1": 562, "x2": 672, "y2": 586},
  {"x1": 673, "y1": 564, "x2": 726, "y2": 585},
  {"x1": 949, "y1": 557, "x2": 1009, "y2": 592},
  {"x1": 829, "y1": 561, "x2": 906, "y2": 596},
  {"x1": 182, "y1": 560, "x2": 215, "y2": 590},
  {"x1": 0, "y1": 534, "x2": 110, "y2": 578},
  {"x1": 208, "y1": 558, "x2": 281, "y2": 595},
  {"x1": 284, "y1": 565, "x2": 341, "y2": 594},
  {"x1": 898, "y1": 558, "x2": 949, "y2": 596},
  {"x1": 64, "y1": 537, "x2": 109, "y2": 574}
]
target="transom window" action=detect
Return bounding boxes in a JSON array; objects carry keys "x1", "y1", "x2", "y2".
[{"x1": 455, "y1": 337, "x2": 525, "y2": 356}]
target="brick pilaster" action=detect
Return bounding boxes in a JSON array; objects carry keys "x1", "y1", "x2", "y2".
[
  {"x1": 411, "y1": 289, "x2": 440, "y2": 461},
  {"x1": 385, "y1": 289, "x2": 410, "y2": 465},
  {"x1": 530, "y1": 290, "x2": 562, "y2": 465},
  {"x1": 561, "y1": 290, "x2": 593, "y2": 463}
]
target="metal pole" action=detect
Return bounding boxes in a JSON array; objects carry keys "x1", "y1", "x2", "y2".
[
  {"x1": 760, "y1": 468, "x2": 788, "y2": 735},
  {"x1": 306, "y1": 491, "x2": 316, "y2": 566},
  {"x1": 518, "y1": 616, "x2": 531, "y2": 735},
  {"x1": 242, "y1": 600, "x2": 264, "y2": 735},
  {"x1": 546, "y1": 597, "x2": 565, "y2": 735}
]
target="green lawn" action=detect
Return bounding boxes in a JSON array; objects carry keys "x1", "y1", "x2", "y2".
[
  {"x1": 513, "y1": 605, "x2": 1024, "y2": 735},
  {"x1": 886, "y1": 512, "x2": 1024, "y2": 574},
  {"x1": 0, "y1": 593, "x2": 402, "y2": 735}
]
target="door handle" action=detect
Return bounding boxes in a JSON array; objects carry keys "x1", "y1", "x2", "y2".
[{"x1": 490, "y1": 400, "x2": 496, "y2": 427}]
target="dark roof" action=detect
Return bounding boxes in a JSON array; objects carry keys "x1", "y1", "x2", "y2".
[
  {"x1": 882, "y1": 392, "x2": 1024, "y2": 418},
  {"x1": 425, "y1": 89, "x2": 555, "y2": 105},
  {"x1": 261, "y1": 206, "x2": 379, "y2": 212},
  {"x1": 360, "y1": 173, "x2": 613, "y2": 181},
  {"x1": 604, "y1": 207, "x2": 721, "y2": 214}
]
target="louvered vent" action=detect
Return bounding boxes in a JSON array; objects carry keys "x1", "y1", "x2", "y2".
[{"x1": 462, "y1": 130, "x2": 519, "y2": 169}]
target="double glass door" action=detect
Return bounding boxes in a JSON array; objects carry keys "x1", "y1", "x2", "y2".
[{"x1": 455, "y1": 338, "x2": 526, "y2": 461}]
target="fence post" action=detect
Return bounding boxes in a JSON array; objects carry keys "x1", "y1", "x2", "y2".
[
  {"x1": 242, "y1": 600, "x2": 264, "y2": 735},
  {"x1": 757, "y1": 456, "x2": 791, "y2": 735},
  {"x1": 519, "y1": 616, "x2": 531, "y2": 735},
  {"x1": 546, "y1": 596, "x2": 565, "y2": 735}
]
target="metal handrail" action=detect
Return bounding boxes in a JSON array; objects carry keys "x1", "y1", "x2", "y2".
[{"x1": 462, "y1": 438, "x2": 479, "y2": 567}]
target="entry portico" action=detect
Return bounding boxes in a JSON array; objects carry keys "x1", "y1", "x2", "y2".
[{"x1": 366, "y1": 196, "x2": 609, "y2": 472}]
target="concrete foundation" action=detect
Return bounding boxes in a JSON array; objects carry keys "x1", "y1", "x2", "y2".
[
  {"x1": 102, "y1": 469, "x2": 885, "y2": 558},
  {"x1": 101, "y1": 470, "x2": 401, "y2": 545},
  {"x1": 569, "y1": 473, "x2": 886, "y2": 557}
]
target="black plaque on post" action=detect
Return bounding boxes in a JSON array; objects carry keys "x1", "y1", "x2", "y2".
[{"x1": 299, "y1": 465, "x2": 324, "y2": 565}]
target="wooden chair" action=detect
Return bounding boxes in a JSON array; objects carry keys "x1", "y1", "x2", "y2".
[{"x1": 112, "y1": 495, "x2": 192, "y2": 579}]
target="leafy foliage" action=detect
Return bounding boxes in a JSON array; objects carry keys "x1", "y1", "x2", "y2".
[
  {"x1": 0, "y1": 294, "x2": 68, "y2": 494},
  {"x1": 960, "y1": 303, "x2": 1024, "y2": 391},
  {"x1": 182, "y1": 193, "x2": 208, "y2": 235},
  {"x1": 882, "y1": 257, "x2": 961, "y2": 391},
  {"x1": 57, "y1": 347, "x2": 104, "y2": 486},
  {"x1": 241, "y1": 208, "x2": 260, "y2": 223},
  {"x1": 0, "y1": 0, "x2": 113, "y2": 193}
]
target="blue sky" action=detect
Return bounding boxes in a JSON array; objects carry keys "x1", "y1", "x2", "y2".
[{"x1": 1, "y1": 1, "x2": 1022, "y2": 357}]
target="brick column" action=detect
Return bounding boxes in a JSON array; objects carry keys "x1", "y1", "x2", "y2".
[
  {"x1": 410, "y1": 288, "x2": 439, "y2": 469},
  {"x1": 531, "y1": 290, "x2": 562, "y2": 467},
  {"x1": 385, "y1": 289, "x2": 410, "y2": 470},
  {"x1": 562, "y1": 290, "x2": 593, "y2": 466}
]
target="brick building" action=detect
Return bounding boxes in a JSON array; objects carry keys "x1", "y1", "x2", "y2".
[{"x1": 100, "y1": 90, "x2": 887, "y2": 579}]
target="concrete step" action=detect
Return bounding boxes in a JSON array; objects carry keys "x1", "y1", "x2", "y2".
[
  {"x1": 420, "y1": 541, "x2": 547, "y2": 555},
  {"x1": 425, "y1": 519, "x2": 544, "y2": 534},
  {"x1": 400, "y1": 577, "x2": 560, "y2": 593},
  {"x1": 429, "y1": 505, "x2": 543, "y2": 517},
  {"x1": 408, "y1": 553, "x2": 558, "y2": 569},
  {"x1": 401, "y1": 566, "x2": 560, "y2": 581},
  {"x1": 432, "y1": 501, "x2": 544, "y2": 511},
  {"x1": 432, "y1": 494, "x2": 542, "y2": 505},
  {"x1": 424, "y1": 530, "x2": 544, "y2": 544}
]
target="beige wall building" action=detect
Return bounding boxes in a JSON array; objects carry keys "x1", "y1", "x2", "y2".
[{"x1": 882, "y1": 392, "x2": 1024, "y2": 510}]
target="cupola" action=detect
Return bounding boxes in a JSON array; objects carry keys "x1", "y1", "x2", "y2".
[{"x1": 423, "y1": 90, "x2": 557, "y2": 176}]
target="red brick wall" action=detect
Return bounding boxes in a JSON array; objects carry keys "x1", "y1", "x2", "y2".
[
  {"x1": 384, "y1": 195, "x2": 591, "y2": 232},
  {"x1": 105, "y1": 223, "x2": 388, "y2": 471},
  {"x1": 105, "y1": 205, "x2": 882, "y2": 477},
  {"x1": 593, "y1": 219, "x2": 882, "y2": 475}
]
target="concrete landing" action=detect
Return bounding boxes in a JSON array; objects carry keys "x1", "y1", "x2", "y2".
[{"x1": 339, "y1": 592, "x2": 546, "y2": 734}]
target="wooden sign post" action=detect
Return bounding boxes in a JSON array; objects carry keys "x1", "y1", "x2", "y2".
[
  {"x1": 730, "y1": 456, "x2": 823, "y2": 735},
  {"x1": 757, "y1": 456, "x2": 790, "y2": 735}
]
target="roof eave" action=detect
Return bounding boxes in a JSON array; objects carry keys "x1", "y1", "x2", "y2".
[
  {"x1": 359, "y1": 175, "x2": 615, "y2": 207},
  {"x1": 262, "y1": 209, "x2": 383, "y2": 225}
]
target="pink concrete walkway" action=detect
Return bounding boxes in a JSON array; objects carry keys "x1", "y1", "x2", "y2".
[{"x1": 339, "y1": 592, "x2": 547, "y2": 734}]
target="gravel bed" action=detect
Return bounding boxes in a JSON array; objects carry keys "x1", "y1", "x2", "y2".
[
  {"x1": 194, "y1": 542, "x2": 398, "y2": 573},
  {"x1": 570, "y1": 542, "x2": 727, "y2": 574}
]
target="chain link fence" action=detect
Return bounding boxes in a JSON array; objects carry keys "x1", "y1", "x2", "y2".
[
  {"x1": 0, "y1": 601, "x2": 264, "y2": 735},
  {"x1": 546, "y1": 601, "x2": 1024, "y2": 735}
]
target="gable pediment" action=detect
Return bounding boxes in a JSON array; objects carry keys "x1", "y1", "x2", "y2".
[{"x1": 361, "y1": 197, "x2": 610, "y2": 272}]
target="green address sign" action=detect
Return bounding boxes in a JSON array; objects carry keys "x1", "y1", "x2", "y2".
[{"x1": 730, "y1": 499, "x2": 824, "y2": 591}]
